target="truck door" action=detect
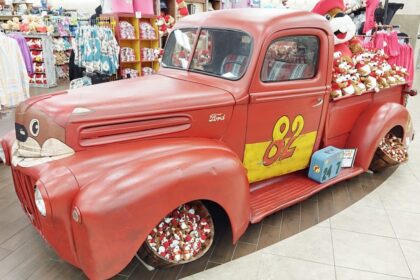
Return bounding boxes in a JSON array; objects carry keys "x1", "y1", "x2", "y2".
[{"x1": 244, "y1": 28, "x2": 331, "y2": 183}]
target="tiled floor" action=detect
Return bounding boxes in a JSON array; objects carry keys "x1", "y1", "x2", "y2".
[{"x1": 0, "y1": 81, "x2": 419, "y2": 280}]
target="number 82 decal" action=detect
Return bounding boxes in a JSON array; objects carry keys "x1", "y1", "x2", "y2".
[{"x1": 263, "y1": 115, "x2": 304, "y2": 166}]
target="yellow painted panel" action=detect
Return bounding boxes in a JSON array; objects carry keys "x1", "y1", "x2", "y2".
[{"x1": 244, "y1": 131, "x2": 317, "y2": 183}]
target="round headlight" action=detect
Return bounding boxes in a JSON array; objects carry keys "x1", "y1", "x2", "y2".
[{"x1": 34, "y1": 186, "x2": 46, "y2": 216}]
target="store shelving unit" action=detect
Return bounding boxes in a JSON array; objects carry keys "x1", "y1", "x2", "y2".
[
  {"x1": 139, "y1": 16, "x2": 160, "y2": 74},
  {"x1": 25, "y1": 34, "x2": 57, "y2": 88},
  {"x1": 109, "y1": 13, "x2": 160, "y2": 77}
]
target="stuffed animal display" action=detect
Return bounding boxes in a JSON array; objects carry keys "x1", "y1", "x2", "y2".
[
  {"x1": 330, "y1": 49, "x2": 408, "y2": 99},
  {"x1": 312, "y1": 0, "x2": 361, "y2": 58},
  {"x1": 156, "y1": 14, "x2": 175, "y2": 36},
  {"x1": 1, "y1": 15, "x2": 54, "y2": 34},
  {"x1": 146, "y1": 204, "x2": 213, "y2": 262},
  {"x1": 312, "y1": 0, "x2": 409, "y2": 99},
  {"x1": 176, "y1": 0, "x2": 189, "y2": 17},
  {"x1": 1, "y1": 17, "x2": 20, "y2": 31}
]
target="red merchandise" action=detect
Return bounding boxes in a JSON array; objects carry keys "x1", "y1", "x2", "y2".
[
  {"x1": 311, "y1": 0, "x2": 359, "y2": 58},
  {"x1": 176, "y1": 0, "x2": 189, "y2": 17},
  {"x1": 311, "y1": 0, "x2": 345, "y2": 15},
  {"x1": 363, "y1": 0, "x2": 380, "y2": 33}
]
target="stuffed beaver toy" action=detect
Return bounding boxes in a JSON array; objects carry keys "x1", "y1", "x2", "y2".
[{"x1": 311, "y1": 0, "x2": 362, "y2": 58}]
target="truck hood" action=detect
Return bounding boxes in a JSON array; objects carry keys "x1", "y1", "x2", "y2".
[
  {"x1": 23, "y1": 74, "x2": 234, "y2": 126},
  {"x1": 12, "y1": 75, "x2": 234, "y2": 167}
]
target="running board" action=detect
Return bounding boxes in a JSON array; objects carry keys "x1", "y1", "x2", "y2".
[{"x1": 249, "y1": 167, "x2": 364, "y2": 223}]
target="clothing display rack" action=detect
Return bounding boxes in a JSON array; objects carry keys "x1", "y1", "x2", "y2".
[
  {"x1": 25, "y1": 33, "x2": 57, "y2": 88},
  {"x1": 71, "y1": 16, "x2": 119, "y2": 84}
]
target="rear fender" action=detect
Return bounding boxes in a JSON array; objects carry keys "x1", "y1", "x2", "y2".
[
  {"x1": 70, "y1": 138, "x2": 250, "y2": 280},
  {"x1": 346, "y1": 102, "x2": 411, "y2": 170}
]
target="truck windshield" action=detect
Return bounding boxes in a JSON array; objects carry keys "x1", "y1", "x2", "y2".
[{"x1": 162, "y1": 28, "x2": 252, "y2": 80}]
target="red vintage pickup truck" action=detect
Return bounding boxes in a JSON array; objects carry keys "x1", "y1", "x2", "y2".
[{"x1": 0, "y1": 8, "x2": 416, "y2": 280}]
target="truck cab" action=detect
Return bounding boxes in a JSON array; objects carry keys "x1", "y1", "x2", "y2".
[{"x1": 0, "y1": 8, "x2": 415, "y2": 280}]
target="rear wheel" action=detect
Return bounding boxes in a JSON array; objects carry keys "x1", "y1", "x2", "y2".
[
  {"x1": 369, "y1": 133, "x2": 408, "y2": 172},
  {"x1": 137, "y1": 201, "x2": 215, "y2": 269}
]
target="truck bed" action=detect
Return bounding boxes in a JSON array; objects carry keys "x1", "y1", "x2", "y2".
[{"x1": 324, "y1": 85, "x2": 405, "y2": 148}]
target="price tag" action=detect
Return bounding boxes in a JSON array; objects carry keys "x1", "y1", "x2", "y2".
[{"x1": 341, "y1": 149, "x2": 357, "y2": 168}]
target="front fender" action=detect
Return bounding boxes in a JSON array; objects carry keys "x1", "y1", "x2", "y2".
[
  {"x1": 346, "y1": 102, "x2": 411, "y2": 170},
  {"x1": 69, "y1": 138, "x2": 250, "y2": 280}
]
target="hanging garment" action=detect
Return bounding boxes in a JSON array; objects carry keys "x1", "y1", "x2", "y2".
[
  {"x1": 73, "y1": 26, "x2": 120, "y2": 75},
  {"x1": 7, "y1": 33, "x2": 34, "y2": 75},
  {"x1": 383, "y1": 3, "x2": 404, "y2": 25},
  {"x1": 362, "y1": 31, "x2": 414, "y2": 88},
  {"x1": 69, "y1": 50, "x2": 85, "y2": 81},
  {"x1": 0, "y1": 34, "x2": 30, "y2": 109},
  {"x1": 363, "y1": 0, "x2": 379, "y2": 33}
]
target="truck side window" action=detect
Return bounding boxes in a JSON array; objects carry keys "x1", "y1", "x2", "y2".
[
  {"x1": 261, "y1": 35, "x2": 319, "y2": 82},
  {"x1": 162, "y1": 28, "x2": 198, "y2": 69}
]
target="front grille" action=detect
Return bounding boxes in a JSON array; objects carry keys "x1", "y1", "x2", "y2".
[{"x1": 11, "y1": 169, "x2": 42, "y2": 230}]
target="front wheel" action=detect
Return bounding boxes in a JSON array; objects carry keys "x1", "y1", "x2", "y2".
[
  {"x1": 369, "y1": 133, "x2": 408, "y2": 172},
  {"x1": 137, "y1": 201, "x2": 215, "y2": 269}
]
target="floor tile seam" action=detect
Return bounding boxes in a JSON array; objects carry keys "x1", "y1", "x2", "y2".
[
  {"x1": 230, "y1": 240, "x2": 238, "y2": 262},
  {"x1": 255, "y1": 252, "x2": 264, "y2": 280},
  {"x1": 0, "y1": 224, "x2": 33, "y2": 250},
  {"x1": 376, "y1": 184, "x2": 420, "y2": 194},
  {"x1": 331, "y1": 227, "x2": 399, "y2": 240},
  {"x1": 175, "y1": 263, "x2": 185, "y2": 280},
  {"x1": 328, "y1": 225, "x2": 397, "y2": 239},
  {"x1": 329, "y1": 209, "x2": 338, "y2": 280},
  {"x1": 2, "y1": 248, "x2": 46, "y2": 280},
  {"x1": 344, "y1": 181, "x2": 359, "y2": 207},
  {"x1": 383, "y1": 206, "x2": 420, "y2": 216},
  {"x1": 118, "y1": 262, "x2": 140, "y2": 278},
  {"x1": 397, "y1": 237, "x2": 420, "y2": 244},
  {"x1": 0, "y1": 246, "x2": 12, "y2": 257},
  {"x1": 298, "y1": 202, "x2": 302, "y2": 232},
  {"x1": 315, "y1": 194, "x2": 320, "y2": 224},
  {"x1": 237, "y1": 240, "x2": 259, "y2": 246},
  {"x1": 378, "y1": 187, "x2": 415, "y2": 280},
  {"x1": 206, "y1": 225, "x2": 223, "y2": 265},
  {"x1": 408, "y1": 168, "x2": 420, "y2": 183},
  {"x1": 202, "y1": 260, "x2": 223, "y2": 272},
  {"x1": 149, "y1": 268, "x2": 158, "y2": 280},
  {"x1": 255, "y1": 220, "x2": 264, "y2": 250},
  {"x1": 349, "y1": 203, "x2": 385, "y2": 210},
  {"x1": 337, "y1": 201, "x2": 387, "y2": 212},
  {"x1": 261, "y1": 251, "x2": 334, "y2": 268},
  {"x1": 0, "y1": 240, "x2": 43, "y2": 278},
  {"x1": 334, "y1": 264, "x2": 414, "y2": 279}
]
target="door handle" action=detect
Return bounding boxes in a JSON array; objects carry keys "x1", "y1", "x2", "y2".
[{"x1": 313, "y1": 97, "x2": 324, "y2": 108}]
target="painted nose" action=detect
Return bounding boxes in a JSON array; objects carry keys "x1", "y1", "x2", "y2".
[{"x1": 15, "y1": 123, "x2": 28, "y2": 142}]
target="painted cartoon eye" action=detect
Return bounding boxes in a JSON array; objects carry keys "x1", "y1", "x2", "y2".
[
  {"x1": 325, "y1": 14, "x2": 331, "y2": 20},
  {"x1": 335, "y1": 12, "x2": 345, "y2": 18},
  {"x1": 29, "y1": 119, "x2": 40, "y2": 137}
]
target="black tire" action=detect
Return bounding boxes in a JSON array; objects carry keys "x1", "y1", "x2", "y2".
[{"x1": 369, "y1": 147, "x2": 400, "y2": 173}]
